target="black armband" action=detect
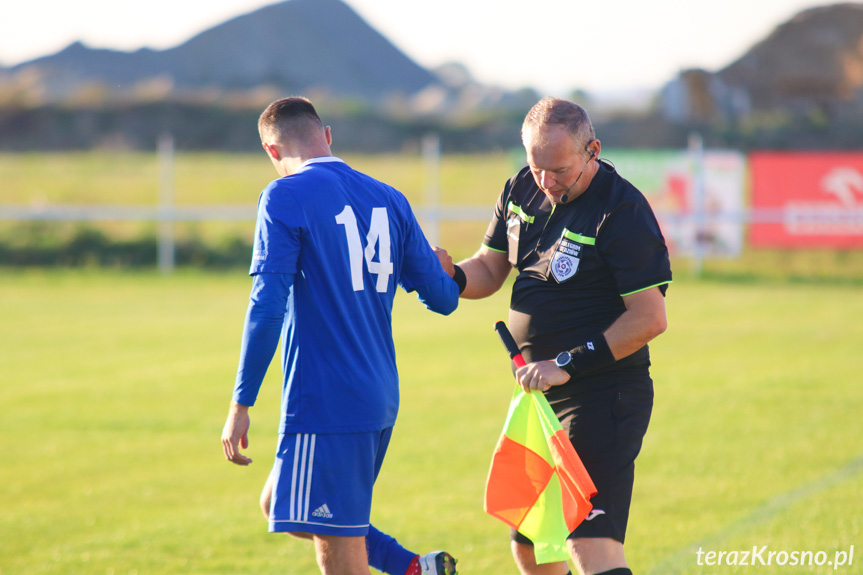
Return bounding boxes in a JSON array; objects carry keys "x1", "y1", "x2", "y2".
[
  {"x1": 452, "y1": 264, "x2": 467, "y2": 294},
  {"x1": 555, "y1": 333, "x2": 615, "y2": 379}
]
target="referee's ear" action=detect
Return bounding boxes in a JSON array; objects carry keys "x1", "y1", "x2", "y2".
[{"x1": 586, "y1": 138, "x2": 600, "y2": 160}]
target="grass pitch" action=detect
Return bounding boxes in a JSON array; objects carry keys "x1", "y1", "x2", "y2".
[{"x1": 1, "y1": 271, "x2": 861, "y2": 574}]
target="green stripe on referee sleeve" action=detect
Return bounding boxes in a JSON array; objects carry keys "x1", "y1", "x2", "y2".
[
  {"x1": 620, "y1": 281, "x2": 673, "y2": 297},
  {"x1": 562, "y1": 229, "x2": 595, "y2": 245},
  {"x1": 507, "y1": 201, "x2": 535, "y2": 224}
]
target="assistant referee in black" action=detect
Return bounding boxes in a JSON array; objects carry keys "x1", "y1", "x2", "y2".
[{"x1": 436, "y1": 97, "x2": 672, "y2": 575}]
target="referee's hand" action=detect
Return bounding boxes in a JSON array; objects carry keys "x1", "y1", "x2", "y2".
[
  {"x1": 515, "y1": 360, "x2": 570, "y2": 392},
  {"x1": 222, "y1": 401, "x2": 253, "y2": 466}
]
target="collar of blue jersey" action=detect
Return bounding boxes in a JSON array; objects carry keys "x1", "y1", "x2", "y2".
[{"x1": 302, "y1": 156, "x2": 346, "y2": 167}]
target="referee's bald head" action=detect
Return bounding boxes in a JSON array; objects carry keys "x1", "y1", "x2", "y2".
[{"x1": 522, "y1": 97, "x2": 595, "y2": 148}]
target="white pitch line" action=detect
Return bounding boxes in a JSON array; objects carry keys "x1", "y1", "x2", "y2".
[{"x1": 647, "y1": 453, "x2": 863, "y2": 575}]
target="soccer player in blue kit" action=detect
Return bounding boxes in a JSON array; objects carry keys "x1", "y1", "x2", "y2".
[{"x1": 221, "y1": 97, "x2": 459, "y2": 575}]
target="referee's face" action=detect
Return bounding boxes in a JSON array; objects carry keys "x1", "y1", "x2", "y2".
[{"x1": 524, "y1": 125, "x2": 590, "y2": 204}]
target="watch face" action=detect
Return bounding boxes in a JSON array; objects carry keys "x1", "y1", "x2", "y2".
[{"x1": 555, "y1": 351, "x2": 571, "y2": 367}]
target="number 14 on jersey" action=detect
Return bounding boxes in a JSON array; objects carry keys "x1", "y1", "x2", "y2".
[{"x1": 335, "y1": 205, "x2": 393, "y2": 293}]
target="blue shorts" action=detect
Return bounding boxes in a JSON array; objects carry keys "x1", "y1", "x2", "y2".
[{"x1": 268, "y1": 428, "x2": 393, "y2": 536}]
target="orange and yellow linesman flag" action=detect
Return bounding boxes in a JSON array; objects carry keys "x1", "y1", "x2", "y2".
[{"x1": 485, "y1": 322, "x2": 597, "y2": 564}]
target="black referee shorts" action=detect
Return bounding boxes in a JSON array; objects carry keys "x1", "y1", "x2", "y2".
[{"x1": 512, "y1": 377, "x2": 653, "y2": 545}]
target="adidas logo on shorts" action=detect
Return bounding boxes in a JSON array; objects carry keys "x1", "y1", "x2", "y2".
[{"x1": 311, "y1": 503, "x2": 333, "y2": 519}]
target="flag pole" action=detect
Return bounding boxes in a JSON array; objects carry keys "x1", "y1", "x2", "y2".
[{"x1": 494, "y1": 321, "x2": 526, "y2": 368}]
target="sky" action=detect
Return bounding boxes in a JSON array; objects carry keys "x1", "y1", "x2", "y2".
[{"x1": 0, "y1": 0, "x2": 840, "y2": 95}]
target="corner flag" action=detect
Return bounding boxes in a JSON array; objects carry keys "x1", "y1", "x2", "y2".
[{"x1": 485, "y1": 322, "x2": 597, "y2": 564}]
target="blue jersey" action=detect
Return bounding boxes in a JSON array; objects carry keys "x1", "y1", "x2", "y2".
[{"x1": 236, "y1": 157, "x2": 450, "y2": 434}]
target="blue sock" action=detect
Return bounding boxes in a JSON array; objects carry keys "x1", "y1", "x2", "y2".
[{"x1": 366, "y1": 524, "x2": 417, "y2": 575}]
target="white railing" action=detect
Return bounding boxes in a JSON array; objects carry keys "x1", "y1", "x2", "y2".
[{"x1": 3, "y1": 135, "x2": 862, "y2": 272}]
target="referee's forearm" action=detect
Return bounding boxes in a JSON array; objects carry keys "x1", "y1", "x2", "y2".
[
  {"x1": 457, "y1": 260, "x2": 496, "y2": 299},
  {"x1": 457, "y1": 250, "x2": 510, "y2": 299},
  {"x1": 605, "y1": 288, "x2": 668, "y2": 360}
]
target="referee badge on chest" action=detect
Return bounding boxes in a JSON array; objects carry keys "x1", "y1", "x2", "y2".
[
  {"x1": 550, "y1": 240, "x2": 581, "y2": 282},
  {"x1": 549, "y1": 229, "x2": 593, "y2": 283}
]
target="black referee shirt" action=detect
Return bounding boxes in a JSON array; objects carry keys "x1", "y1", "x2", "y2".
[{"x1": 484, "y1": 160, "x2": 672, "y2": 379}]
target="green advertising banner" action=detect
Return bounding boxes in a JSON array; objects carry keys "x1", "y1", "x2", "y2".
[{"x1": 604, "y1": 149, "x2": 745, "y2": 257}]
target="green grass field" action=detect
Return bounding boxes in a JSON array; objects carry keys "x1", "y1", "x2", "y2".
[
  {"x1": 1, "y1": 270, "x2": 861, "y2": 574},
  {"x1": 6, "y1": 151, "x2": 863, "y2": 280},
  {"x1": 2, "y1": 151, "x2": 862, "y2": 573},
  {"x1": 0, "y1": 151, "x2": 517, "y2": 206},
  {"x1": 0, "y1": 151, "x2": 515, "y2": 264}
]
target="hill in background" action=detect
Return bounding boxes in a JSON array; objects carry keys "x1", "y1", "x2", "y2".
[
  {"x1": 658, "y1": 3, "x2": 863, "y2": 149},
  {"x1": 720, "y1": 3, "x2": 863, "y2": 112},
  {"x1": 1, "y1": 0, "x2": 438, "y2": 105},
  {"x1": 2, "y1": 1, "x2": 863, "y2": 151}
]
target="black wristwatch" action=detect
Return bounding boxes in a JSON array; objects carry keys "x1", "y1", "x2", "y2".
[{"x1": 555, "y1": 350, "x2": 578, "y2": 378}]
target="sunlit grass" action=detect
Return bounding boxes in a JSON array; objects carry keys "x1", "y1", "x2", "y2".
[{"x1": 1, "y1": 271, "x2": 861, "y2": 574}]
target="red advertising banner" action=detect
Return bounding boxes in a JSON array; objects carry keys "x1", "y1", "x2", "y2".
[{"x1": 750, "y1": 152, "x2": 863, "y2": 248}]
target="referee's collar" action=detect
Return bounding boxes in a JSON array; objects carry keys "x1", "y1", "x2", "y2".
[
  {"x1": 581, "y1": 159, "x2": 613, "y2": 198},
  {"x1": 302, "y1": 156, "x2": 345, "y2": 167}
]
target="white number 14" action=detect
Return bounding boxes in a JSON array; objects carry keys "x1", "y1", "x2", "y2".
[{"x1": 335, "y1": 205, "x2": 393, "y2": 292}]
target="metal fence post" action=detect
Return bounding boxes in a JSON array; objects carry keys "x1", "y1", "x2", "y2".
[
  {"x1": 422, "y1": 133, "x2": 441, "y2": 246},
  {"x1": 158, "y1": 133, "x2": 175, "y2": 273}
]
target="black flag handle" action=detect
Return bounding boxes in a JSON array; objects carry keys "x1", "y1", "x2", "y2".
[{"x1": 494, "y1": 321, "x2": 526, "y2": 368}]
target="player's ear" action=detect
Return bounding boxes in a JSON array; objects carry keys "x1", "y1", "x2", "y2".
[
  {"x1": 262, "y1": 142, "x2": 281, "y2": 161},
  {"x1": 324, "y1": 126, "x2": 332, "y2": 146}
]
